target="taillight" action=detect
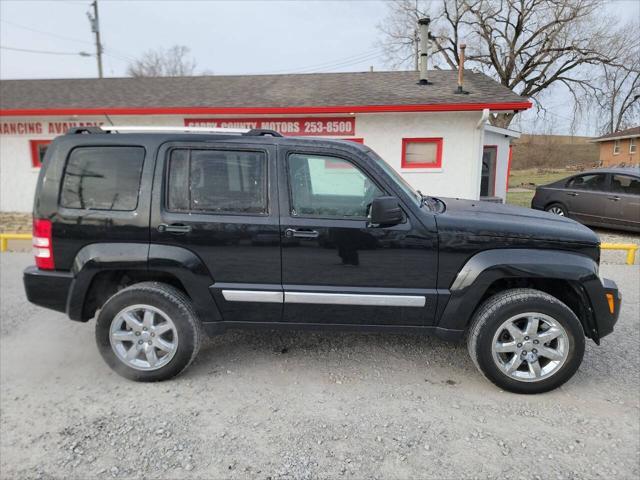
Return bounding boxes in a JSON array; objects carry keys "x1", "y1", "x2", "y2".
[{"x1": 33, "y1": 218, "x2": 54, "y2": 270}]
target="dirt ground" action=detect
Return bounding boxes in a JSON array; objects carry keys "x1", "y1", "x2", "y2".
[{"x1": 1, "y1": 251, "x2": 639, "y2": 480}]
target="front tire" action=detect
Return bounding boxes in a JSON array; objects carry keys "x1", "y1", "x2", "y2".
[
  {"x1": 95, "y1": 282, "x2": 202, "y2": 382},
  {"x1": 467, "y1": 288, "x2": 585, "y2": 394}
]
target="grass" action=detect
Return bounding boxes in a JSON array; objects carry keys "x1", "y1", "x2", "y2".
[
  {"x1": 508, "y1": 168, "x2": 570, "y2": 189},
  {"x1": 506, "y1": 168, "x2": 573, "y2": 207},
  {"x1": 506, "y1": 190, "x2": 535, "y2": 207}
]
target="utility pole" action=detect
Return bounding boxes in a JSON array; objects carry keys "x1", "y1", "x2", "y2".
[
  {"x1": 87, "y1": 0, "x2": 103, "y2": 78},
  {"x1": 414, "y1": 28, "x2": 419, "y2": 71}
]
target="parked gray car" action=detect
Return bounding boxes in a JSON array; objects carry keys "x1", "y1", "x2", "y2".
[{"x1": 531, "y1": 167, "x2": 640, "y2": 232}]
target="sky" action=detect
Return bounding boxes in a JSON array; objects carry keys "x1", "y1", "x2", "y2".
[
  {"x1": 0, "y1": 0, "x2": 389, "y2": 78},
  {"x1": 1, "y1": 0, "x2": 638, "y2": 135}
]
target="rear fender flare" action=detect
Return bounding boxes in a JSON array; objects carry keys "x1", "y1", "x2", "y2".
[{"x1": 67, "y1": 243, "x2": 221, "y2": 322}]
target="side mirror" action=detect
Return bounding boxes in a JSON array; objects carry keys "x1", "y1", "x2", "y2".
[{"x1": 369, "y1": 196, "x2": 403, "y2": 227}]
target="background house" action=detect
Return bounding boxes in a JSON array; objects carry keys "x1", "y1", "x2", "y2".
[
  {"x1": 592, "y1": 126, "x2": 639, "y2": 167},
  {"x1": 0, "y1": 70, "x2": 530, "y2": 212}
]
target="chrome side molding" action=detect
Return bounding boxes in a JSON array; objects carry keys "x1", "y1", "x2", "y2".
[
  {"x1": 285, "y1": 292, "x2": 426, "y2": 307},
  {"x1": 221, "y1": 290, "x2": 284, "y2": 303},
  {"x1": 221, "y1": 289, "x2": 426, "y2": 307}
]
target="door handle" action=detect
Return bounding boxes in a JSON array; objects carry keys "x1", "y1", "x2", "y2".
[
  {"x1": 158, "y1": 223, "x2": 192, "y2": 234},
  {"x1": 284, "y1": 228, "x2": 319, "y2": 239},
  {"x1": 608, "y1": 196, "x2": 621, "y2": 202},
  {"x1": 566, "y1": 192, "x2": 579, "y2": 197}
]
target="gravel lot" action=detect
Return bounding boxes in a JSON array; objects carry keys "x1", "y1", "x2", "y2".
[{"x1": 1, "y1": 252, "x2": 639, "y2": 480}]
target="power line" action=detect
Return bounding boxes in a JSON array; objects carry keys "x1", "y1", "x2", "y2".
[
  {"x1": 0, "y1": 19, "x2": 95, "y2": 46},
  {"x1": 0, "y1": 18, "x2": 136, "y2": 64},
  {"x1": 0, "y1": 45, "x2": 93, "y2": 56},
  {"x1": 249, "y1": 49, "x2": 385, "y2": 75},
  {"x1": 302, "y1": 53, "x2": 386, "y2": 74}
]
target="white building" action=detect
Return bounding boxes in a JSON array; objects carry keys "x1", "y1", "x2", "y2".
[{"x1": 0, "y1": 70, "x2": 530, "y2": 212}]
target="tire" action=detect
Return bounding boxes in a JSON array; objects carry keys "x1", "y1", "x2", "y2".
[
  {"x1": 467, "y1": 288, "x2": 585, "y2": 394},
  {"x1": 545, "y1": 203, "x2": 567, "y2": 217},
  {"x1": 95, "y1": 282, "x2": 202, "y2": 382}
]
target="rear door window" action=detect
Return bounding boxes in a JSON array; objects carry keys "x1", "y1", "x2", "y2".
[
  {"x1": 60, "y1": 146, "x2": 145, "y2": 210},
  {"x1": 610, "y1": 174, "x2": 640, "y2": 195},
  {"x1": 166, "y1": 149, "x2": 268, "y2": 215}
]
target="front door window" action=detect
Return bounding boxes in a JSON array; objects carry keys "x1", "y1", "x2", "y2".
[{"x1": 287, "y1": 153, "x2": 385, "y2": 218}]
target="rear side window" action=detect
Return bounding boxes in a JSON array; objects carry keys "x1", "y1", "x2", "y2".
[
  {"x1": 60, "y1": 146, "x2": 145, "y2": 210},
  {"x1": 166, "y1": 149, "x2": 267, "y2": 214}
]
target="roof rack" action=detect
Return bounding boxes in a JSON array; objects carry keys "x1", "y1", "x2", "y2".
[{"x1": 66, "y1": 126, "x2": 283, "y2": 137}]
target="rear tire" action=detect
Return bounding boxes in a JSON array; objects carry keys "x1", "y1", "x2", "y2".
[
  {"x1": 467, "y1": 288, "x2": 585, "y2": 394},
  {"x1": 545, "y1": 203, "x2": 567, "y2": 216},
  {"x1": 95, "y1": 282, "x2": 202, "y2": 382}
]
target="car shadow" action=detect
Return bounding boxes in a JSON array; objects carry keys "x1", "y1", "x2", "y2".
[{"x1": 188, "y1": 328, "x2": 473, "y2": 381}]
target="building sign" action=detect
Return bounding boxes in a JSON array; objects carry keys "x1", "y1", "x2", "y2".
[
  {"x1": 0, "y1": 121, "x2": 104, "y2": 136},
  {"x1": 184, "y1": 117, "x2": 355, "y2": 136}
]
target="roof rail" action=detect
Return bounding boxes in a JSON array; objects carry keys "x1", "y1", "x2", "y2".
[
  {"x1": 67, "y1": 126, "x2": 105, "y2": 134},
  {"x1": 66, "y1": 126, "x2": 283, "y2": 137}
]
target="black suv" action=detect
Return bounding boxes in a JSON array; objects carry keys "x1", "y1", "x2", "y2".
[{"x1": 24, "y1": 127, "x2": 620, "y2": 394}]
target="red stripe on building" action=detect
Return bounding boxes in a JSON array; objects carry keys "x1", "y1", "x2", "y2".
[{"x1": 0, "y1": 102, "x2": 532, "y2": 117}]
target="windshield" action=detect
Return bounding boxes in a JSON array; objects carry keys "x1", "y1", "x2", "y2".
[{"x1": 367, "y1": 149, "x2": 421, "y2": 206}]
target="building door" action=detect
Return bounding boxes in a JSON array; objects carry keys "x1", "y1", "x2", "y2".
[
  {"x1": 278, "y1": 145, "x2": 439, "y2": 326},
  {"x1": 481, "y1": 146, "x2": 497, "y2": 197}
]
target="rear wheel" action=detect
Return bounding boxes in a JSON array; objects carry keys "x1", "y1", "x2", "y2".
[
  {"x1": 467, "y1": 288, "x2": 585, "y2": 394},
  {"x1": 95, "y1": 282, "x2": 202, "y2": 382},
  {"x1": 545, "y1": 203, "x2": 567, "y2": 216}
]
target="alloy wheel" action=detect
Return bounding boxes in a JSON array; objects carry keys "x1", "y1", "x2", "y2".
[
  {"x1": 109, "y1": 304, "x2": 178, "y2": 371},
  {"x1": 491, "y1": 312, "x2": 569, "y2": 382},
  {"x1": 548, "y1": 206, "x2": 565, "y2": 216}
]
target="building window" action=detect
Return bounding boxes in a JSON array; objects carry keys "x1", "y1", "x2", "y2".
[
  {"x1": 30, "y1": 140, "x2": 51, "y2": 168},
  {"x1": 630, "y1": 138, "x2": 637, "y2": 154},
  {"x1": 613, "y1": 140, "x2": 621, "y2": 155},
  {"x1": 401, "y1": 138, "x2": 443, "y2": 169}
]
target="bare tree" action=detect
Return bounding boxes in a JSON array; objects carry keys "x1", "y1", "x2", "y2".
[
  {"x1": 127, "y1": 45, "x2": 197, "y2": 77},
  {"x1": 377, "y1": 0, "x2": 634, "y2": 128},
  {"x1": 591, "y1": 30, "x2": 640, "y2": 134}
]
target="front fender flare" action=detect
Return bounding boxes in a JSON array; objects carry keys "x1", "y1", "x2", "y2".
[{"x1": 437, "y1": 249, "x2": 601, "y2": 335}]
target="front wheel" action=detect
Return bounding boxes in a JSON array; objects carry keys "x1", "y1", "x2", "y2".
[
  {"x1": 95, "y1": 282, "x2": 202, "y2": 382},
  {"x1": 545, "y1": 203, "x2": 567, "y2": 216},
  {"x1": 467, "y1": 288, "x2": 585, "y2": 394}
]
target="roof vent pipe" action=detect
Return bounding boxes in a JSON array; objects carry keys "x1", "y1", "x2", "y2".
[
  {"x1": 418, "y1": 17, "x2": 431, "y2": 85},
  {"x1": 455, "y1": 43, "x2": 469, "y2": 94}
]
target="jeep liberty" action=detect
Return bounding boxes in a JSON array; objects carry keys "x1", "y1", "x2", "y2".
[{"x1": 23, "y1": 126, "x2": 620, "y2": 394}]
